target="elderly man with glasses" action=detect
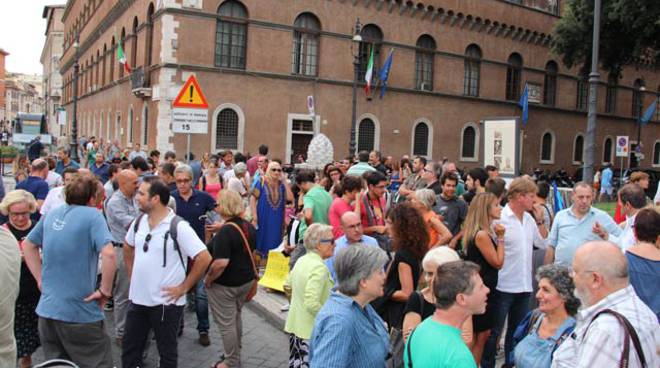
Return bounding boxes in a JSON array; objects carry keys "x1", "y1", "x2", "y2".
[{"x1": 325, "y1": 212, "x2": 380, "y2": 282}]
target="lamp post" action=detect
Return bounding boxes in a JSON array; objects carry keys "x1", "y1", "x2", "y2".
[
  {"x1": 583, "y1": 0, "x2": 601, "y2": 184},
  {"x1": 348, "y1": 19, "x2": 362, "y2": 159},
  {"x1": 70, "y1": 37, "x2": 80, "y2": 162},
  {"x1": 635, "y1": 85, "x2": 646, "y2": 164}
]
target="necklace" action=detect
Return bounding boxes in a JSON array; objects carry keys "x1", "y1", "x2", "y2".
[{"x1": 264, "y1": 180, "x2": 282, "y2": 210}]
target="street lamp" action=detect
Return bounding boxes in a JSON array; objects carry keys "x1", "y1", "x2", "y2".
[
  {"x1": 582, "y1": 0, "x2": 602, "y2": 184},
  {"x1": 348, "y1": 18, "x2": 362, "y2": 159},
  {"x1": 70, "y1": 36, "x2": 80, "y2": 162}
]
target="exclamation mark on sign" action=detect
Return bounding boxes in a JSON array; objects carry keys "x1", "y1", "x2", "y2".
[{"x1": 189, "y1": 85, "x2": 194, "y2": 103}]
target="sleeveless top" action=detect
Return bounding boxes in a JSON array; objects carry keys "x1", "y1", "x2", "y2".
[{"x1": 465, "y1": 234, "x2": 499, "y2": 290}]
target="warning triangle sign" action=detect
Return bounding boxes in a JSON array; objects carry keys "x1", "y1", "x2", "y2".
[{"x1": 173, "y1": 75, "x2": 209, "y2": 108}]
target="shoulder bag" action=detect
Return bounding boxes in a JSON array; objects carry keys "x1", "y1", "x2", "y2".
[{"x1": 225, "y1": 222, "x2": 260, "y2": 302}]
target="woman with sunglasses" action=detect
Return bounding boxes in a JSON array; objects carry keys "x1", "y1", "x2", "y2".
[
  {"x1": 0, "y1": 190, "x2": 40, "y2": 368},
  {"x1": 250, "y1": 161, "x2": 293, "y2": 258},
  {"x1": 284, "y1": 224, "x2": 335, "y2": 367}
]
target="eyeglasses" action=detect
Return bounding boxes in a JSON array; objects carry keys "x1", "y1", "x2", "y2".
[
  {"x1": 320, "y1": 238, "x2": 335, "y2": 245},
  {"x1": 176, "y1": 179, "x2": 191, "y2": 184},
  {"x1": 143, "y1": 233, "x2": 152, "y2": 252},
  {"x1": 270, "y1": 169, "x2": 282, "y2": 172},
  {"x1": 9, "y1": 211, "x2": 30, "y2": 218},
  {"x1": 345, "y1": 223, "x2": 361, "y2": 230},
  {"x1": 374, "y1": 184, "x2": 387, "y2": 189},
  {"x1": 569, "y1": 269, "x2": 595, "y2": 278}
]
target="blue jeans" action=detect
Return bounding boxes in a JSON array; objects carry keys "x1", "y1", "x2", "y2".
[
  {"x1": 195, "y1": 280, "x2": 209, "y2": 333},
  {"x1": 481, "y1": 290, "x2": 531, "y2": 368}
]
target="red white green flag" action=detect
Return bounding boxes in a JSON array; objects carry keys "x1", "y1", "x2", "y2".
[
  {"x1": 364, "y1": 46, "x2": 374, "y2": 96},
  {"x1": 116, "y1": 42, "x2": 131, "y2": 73}
]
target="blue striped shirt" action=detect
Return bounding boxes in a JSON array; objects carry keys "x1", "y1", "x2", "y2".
[{"x1": 310, "y1": 292, "x2": 389, "y2": 368}]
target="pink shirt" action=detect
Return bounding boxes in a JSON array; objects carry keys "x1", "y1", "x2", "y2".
[{"x1": 329, "y1": 197, "x2": 354, "y2": 239}]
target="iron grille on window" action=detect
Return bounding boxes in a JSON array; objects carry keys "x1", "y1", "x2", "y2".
[
  {"x1": 358, "y1": 25, "x2": 383, "y2": 81},
  {"x1": 413, "y1": 123, "x2": 429, "y2": 156},
  {"x1": 574, "y1": 135, "x2": 584, "y2": 162},
  {"x1": 216, "y1": 108, "x2": 239, "y2": 149},
  {"x1": 292, "y1": 119, "x2": 313, "y2": 132},
  {"x1": 462, "y1": 126, "x2": 476, "y2": 158},
  {"x1": 128, "y1": 109, "x2": 133, "y2": 143},
  {"x1": 292, "y1": 13, "x2": 320, "y2": 76},
  {"x1": 544, "y1": 61, "x2": 557, "y2": 106},
  {"x1": 215, "y1": 1, "x2": 248, "y2": 69},
  {"x1": 654, "y1": 142, "x2": 660, "y2": 165},
  {"x1": 541, "y1": 133, "x2": 552, "y2": 161},
  {"x1": 605, "y1": 74, "x2": 618, "y2": 114},
  {"x1": 142, "y1": 107, "x2": 148, "y2": 146},
  {"x1": 357, "y1": 119, "x2": 375, "y2": 152},
  {"x1": 603, "y1": 138, "x2": 612, "y2": 163},
  {"x1": 576, "y1": 76, "x2": 588, "y2": 111},
  {"x1": 463, "y1": 45, "x2": 481, "y2": 97},
  {"x1": 415, "y1": 36, "x2": 436, "y2": 91},
  {"x1": 506, "y1": 54, "x2": 522, "y2": 101}
]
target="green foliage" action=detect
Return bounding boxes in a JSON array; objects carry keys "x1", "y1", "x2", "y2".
[
  {"x1": 0, "y1": 145, "x2": 18, "y2": 157},
  {"x1": 552, "y1": 0, "x2": 660, "y2": 74}
]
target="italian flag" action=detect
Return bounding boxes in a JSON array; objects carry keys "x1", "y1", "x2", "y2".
[
  {"x1": 364, "y1": 46, "x2": 374, "y2": 95},
  {"x1": 117, "y1": 42, "x2": 131, "y2": 73}
]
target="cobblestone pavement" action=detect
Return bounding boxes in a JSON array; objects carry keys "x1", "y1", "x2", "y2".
[{"x1": 30, "y1": 306, "x2": 289, "y2": 368}]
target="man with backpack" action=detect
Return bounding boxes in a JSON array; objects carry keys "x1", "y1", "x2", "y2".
[{"x1": 122, "y1": 176, "x2": 211, "y2": 368}]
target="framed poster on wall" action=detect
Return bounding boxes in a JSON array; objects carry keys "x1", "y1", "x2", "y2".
[{"x1": 482, "y1": 118, "x2": 520, "y2": 178}]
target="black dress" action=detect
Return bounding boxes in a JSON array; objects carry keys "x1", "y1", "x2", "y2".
[
  {"x1": 404, "y1": 291, "x2": 435, "y2": 320},
  {"x1": 7, "y1": 223, "x2": 41, "y2": 358},
  {"x1": 465, "y1": 234, "x2": 498, "y2": 332},
  {"x1": 380, "y1": 249, "x2": 421, "y2": 329}
]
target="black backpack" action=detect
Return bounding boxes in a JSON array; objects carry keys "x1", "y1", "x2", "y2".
[{"x1": 132, "y1": 213, "x2": 187, "y2": 273}]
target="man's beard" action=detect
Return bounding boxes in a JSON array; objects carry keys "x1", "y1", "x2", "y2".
[{"x1": 574, "y1": 287, "x2": 591, "y2": 308}]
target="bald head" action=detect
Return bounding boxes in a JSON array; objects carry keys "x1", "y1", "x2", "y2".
[
  {"x1": 340, "y1": 212, "x2": 360, "y2": 227},
  {"x1": 118, "y1": 170, "x2": 139, "y2": 197},
  {"x1": 573, "y1": 241, "x2": 628, "y2": 307}
]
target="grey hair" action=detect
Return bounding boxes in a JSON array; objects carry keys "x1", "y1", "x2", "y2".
[
  {"x1": 422, "y1": 246, "x2": 460, "y2": 270},
  {"x1": 303, "y1": 223, "x2": 333, "y2": 252},
  {"x1": 174, "y1": 164, "x2": 194, "y2": 180},
  {"x1": 335, "y1": 245, "x2": 389, "y2": 296},
  {"x1": 536, "y1": 264, "x2": 581, "y2": 316},
  {"x1": 415, "y1": 189, "x2": 437, "y2": 210}
]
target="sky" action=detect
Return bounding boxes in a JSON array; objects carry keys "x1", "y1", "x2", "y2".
[{"x1": 0, "y1": 0, "x2": 67, "y2": 75}]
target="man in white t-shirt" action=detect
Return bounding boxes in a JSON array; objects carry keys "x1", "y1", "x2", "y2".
[
  {"x1": 40, "y1": 167, "x2": 79, "y2": 216},
  {"x1": 121, "y1": 176, "x2": 212, "y2": 368}
]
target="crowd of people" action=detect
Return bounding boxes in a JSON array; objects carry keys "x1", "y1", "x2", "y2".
[{"x1": 0, "y1": 138, "x2": 658, "y2": 368}]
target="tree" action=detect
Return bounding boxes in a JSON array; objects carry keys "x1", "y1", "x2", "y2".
[{"x1": 552, "y1": 0, "x2": 660, "y2": 74}]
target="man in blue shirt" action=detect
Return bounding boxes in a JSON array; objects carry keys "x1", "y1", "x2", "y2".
[
  {"x1": 16, "y1": 158, "x2": 50, "y2": 222},
  {"x1": 598, "y1": 164, "x2": 613, "y2": 202},
  {"x1": 545, "y1": 182, "x2": 621, "y2": 267},
  {"x1": 27, "y1": 135, "x2": 44, "y2": 162},
  {"x1": 54, "y1": 147, "x2": 80, "y2": 175},
  {"x1": 170, "y1": 164, "x2": 218, "y2": 346},
  {"x1": 91, "y1": 151, "x2": 110, "y2": 183},
  {"x1": 22, "y1": 175, "x2": 116, "y2": 367},
  {"x1": 325, "y1": 212, "x2": 379, "y2": 282}
]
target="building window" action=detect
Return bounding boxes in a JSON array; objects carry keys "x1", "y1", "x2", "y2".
[
  {"x1": 215, "y1": 0, "x2": 248, "y2": 69},
  {"x1": 506, "y1": 53, "x2": 522, "y2": 101},
  {"x1": 632, "y1": 79, "x2": 644, "y2": 118},
  {"x1": 110, "y1": 37, "x2": 115, "y2": 82},
  {"x1": 573, "y1": 134, "x2": 584, "y2": 164},
  {"x1": 145, "y1": 3, "x2": 155, "y2": 68},
  {"x1": 291, "y1": 13, "x2": 320, "y2": 76},
  {"x1": 540, "y1": 131, "x2": 554, "y2": 163},
  {"x1": 415, "y1": 35, "x2": 435, "y2": 91},
  {"x1": 543, "y1": 61, "x2": 557, "y2": 107},
  {"x1": 463, "y1": 44, "x2": 481, "y2": 97},
  {"x1": 128, "y1": 107, "x2": 133, "y2": 145},
  {"x1": 142, "y1": 105, "x2": 148, "y2": 146},
  {"x1": 215, "y1": 108, "x2": 239, "y2": 150},
  {"x1": 605, "y1": 73, "x2": 618, "y2": 114},
  {"x1": 653, "y1": 141, "x2": 660, "y2": 166},
  {"x1": 357, "y1": 118, "x2": 375, "y2": 152},
  {"x1": 460, "y1": 124, "x2": 478, "y2": 161},
  {"x1": 131, "y1": 17, "x2": 138, "y2": 70},
  {"x1": 102, "y1": 44, "x2": 106, "y2": 85},
  {"x1": 119, "y1": 28, "x2": 126, "y2": 79},
  {"x1": 412, "y1": 122, "x2": 430, "y2": 157},
  {"x1": 603, "y1": 136, "x2": 613, "y2": 164},
  {"x1": 576, "y1": 73, "x2": 588, "y2": 111},
  {"x1": 358, "y1": 24, "x2": 383, "y2": 81}
]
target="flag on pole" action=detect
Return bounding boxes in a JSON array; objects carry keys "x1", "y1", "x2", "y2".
[
  {"x1": 518, "y1": 83, "x2": 529, "y2": 125},
  {"x1": 116, "y1": 41, "x2": 131, "y2": 74},
  {"x1": 364, "y1": 46, "x2": 374, "y2": 96},
  {"x1": 378, "y1": 49, "x2": 394, "y2": 99},
  {"x1": 640, "y1": 99, "x2": 657, "y2": 125},
  {"x1": 552, "y1": 180, "x2": 565, "y2": 213}
]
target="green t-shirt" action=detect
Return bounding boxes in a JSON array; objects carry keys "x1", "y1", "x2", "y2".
[
  {"x1": 298, "y1": 185, "x2": 333, "y2": 237},
  {"x1": 404, "y1": 318, "x2": 476, "y2": 368}
]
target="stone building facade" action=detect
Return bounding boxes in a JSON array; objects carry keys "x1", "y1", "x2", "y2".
[
  {"x1": 4, "y1": 73, "x2": 44, "y2": 122},
  {"x1": 59, "y1": 0, "x2": 660, "y2": 171},
  {"x1": 42, "y1": 5, "x2": 66, "y2": 140},
  {"x1": 0, "y1": 48, "x2": 7, "y2": 122}
]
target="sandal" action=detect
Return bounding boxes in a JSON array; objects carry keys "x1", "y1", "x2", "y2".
[{"x1": 211, "y1": 354, "x2": 226, "y2": 368}]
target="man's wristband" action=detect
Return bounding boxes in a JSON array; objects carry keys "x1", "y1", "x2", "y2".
[{"x1": 97, "y1": 288, "x2": 112, "y2": 298}]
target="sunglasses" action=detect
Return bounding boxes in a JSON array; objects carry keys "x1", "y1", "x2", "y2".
[
  {"x1": 143, "y1": 233, "x2": 152, "y2": 252},
  {"x1": 270, "y1": 168, "x2": 282, "y2": 172}
]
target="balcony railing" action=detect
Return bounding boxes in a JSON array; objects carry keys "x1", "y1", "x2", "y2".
[
  {"x1": 504, "y1": 0, "x2": 559, "y2": 15},
  {"x1": 130, "y1": 67, "x2": 151, "y2": 98}
]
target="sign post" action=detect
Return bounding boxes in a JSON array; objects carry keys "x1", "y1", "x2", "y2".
[
  {"x1": 615, "y1": 136, "x2": 629, "y2": 179},
  {"x1": 172, "y1": 75, "x2": 209, "y2": 162}
]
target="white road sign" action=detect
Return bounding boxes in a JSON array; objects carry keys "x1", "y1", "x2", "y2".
[
  {"x1": 615, "y1": 136, "x2": 629, "y2": 158},
  {"x1": 172, "y1": 107, "x2": 208, "y2": 134}
]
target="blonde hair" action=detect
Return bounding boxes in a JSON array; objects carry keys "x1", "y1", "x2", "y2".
[
  {"x1": 216, "y1": 189, "x2": 244, "y2": 218},
  {"x1": 0, "y1": 189, "x2": 38, "y2": 216},
  {"x1": 506, "y1": 177, "x2": 538, "y2": 200},
  {"x1": 422, "y1": 246, "x2": 460, "y2": 269},
  {"x1": 265, "y1": 161, "x2": 281, "y2": 181},
  {"x1": 462, "y1": 192, "x2": 498, "y2": 246},
  {"x1": 303, "y1": 223, "x2": 333, "y2": 252},
  {"x1": 630, "y1": 171, "x2": 649, "y2": 184}
]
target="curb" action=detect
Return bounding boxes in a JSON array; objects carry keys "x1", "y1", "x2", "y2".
[{"x1": 244, "y1": 286, "x2": 287, "y2": 331}]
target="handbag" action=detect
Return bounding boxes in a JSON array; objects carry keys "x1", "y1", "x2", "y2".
[
  {"x1": 386, "y1": 327, "x2": 405, "y2": 368},
  {"x1": 225, "y1": 222, "x2": 260, "y2": 302}
]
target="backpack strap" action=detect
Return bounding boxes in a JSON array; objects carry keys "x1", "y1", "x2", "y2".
[
  {"x1": 584, "y1": 309, "x2": 647, "y2": 368},
  {"x1": 133, "y1": 213, "x2": 146, "y2": 234},
  {"x1": 163, "y1": 215, "x2": 186, "y2": 274},
  {"x1": 406, "y1": 327, "x2": 416, "y2": 368}
]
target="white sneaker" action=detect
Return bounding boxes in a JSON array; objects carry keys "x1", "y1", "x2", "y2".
[{"x1": 280, "y1": 303, "x2": 290, "y2": 312}]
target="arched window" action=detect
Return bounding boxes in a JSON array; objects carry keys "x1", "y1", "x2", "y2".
[
  {"x1": 463, "y1": 44, "x2": 481, "y2": 97},
  {"x1": 505, "y1": 53, "x2": 522, "y2": 100},
  {"x1": 128, "y1": 107, "x2": 134, "y2": 145},
  {"x1": 119, "y1": 28, "x2": 126, "y2": 78},
  {"x1": 357, "y1": 118, "x2": 375, "y2": 152},
  {"x1": 605, "y1": 73, "x2": 618, "y2": 114},
  {"x1": 460, "y1": 124, "x2": 478, "y2": 161},
  {"x1": 632, "y1": 79, "x2": 644, "y2": 118},
  {"x1": 95, "y1": 50, "x2": 100, "y2": 87},
  {"x1": 573, "y1": 134, "x2": 584, "y2": 164},
  {"x1": 291, "y1": 13, "x2": 320, "y2": 76},
  {"x1": 101, "y1": 44, "x2": 106, "y2": 85},
  {"x1": 215, "y1": 0, "x2": 248, "y2": 69},
  {"x1": 415, "y1": 35, "x2": 435, "y2": 91},
  {"x1": 142, "y1": 105, "x2": 149, "y2": 146},
  {"x1": 543, "y1": 61, "x2": 558, "y2": 106},
  {"x1": 215, "y1": 108, "x2": 239, "y2": 150},
  {"x1": 653, "y1": 141, "x2": 660, "y2": 166},
  {"x1": 412, "y1": 122, "x2": 430, "y2": 156},
  {"x1": 540, "y1": 131, "x2": 554, "y2": 163},
  {"x1": 576, "y1": 72, "x2": 588, "y2": 110},
  {"x1": 358, "y1": 24, "x2": 383, "y2": 81},
  {"x1": 110, "y1": 37, "x2": 115, "y2": 82},
  {"x1": 145, "y1": 3, "x2": 155, "y2": 68},
  {"x1": 603, "y1": 136, "x2": 613, "y2": 164},
  {"x1": 131, "y1": 17, "x2": 138, "y2": 70}
]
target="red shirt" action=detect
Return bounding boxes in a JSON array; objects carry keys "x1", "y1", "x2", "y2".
[
  {"x1": 329, "y1": 197, "x2": 354, "y2": 239},
  {"x1": 360, "y1": 193, "x2": 386, "y2": 228}
]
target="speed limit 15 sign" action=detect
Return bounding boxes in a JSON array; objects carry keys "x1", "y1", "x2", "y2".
[{"x1": 172, "y1": 107, "x2": 208, "y2": 134}]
